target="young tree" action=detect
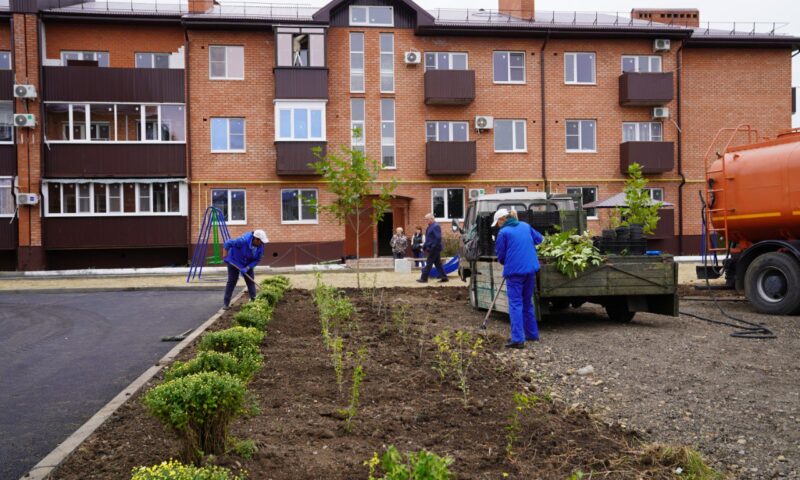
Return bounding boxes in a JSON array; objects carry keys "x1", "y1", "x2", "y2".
[
  {"x1": 617, "y1": 162, "x2": 663, "y2": 235},
  {"x1": 310, "y1": 129, "x2": 397, "y2": 288}
]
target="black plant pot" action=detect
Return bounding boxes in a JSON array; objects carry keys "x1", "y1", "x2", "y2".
[
  {"x1": 602, "y1": 229, "x2": 616, "y2": 239},
  {"x1": 615, "y1": 226, "x2": 630, "y2": 241},
  {"x1": 629, "y1": 223, "x2": 644, "y2": 241}
]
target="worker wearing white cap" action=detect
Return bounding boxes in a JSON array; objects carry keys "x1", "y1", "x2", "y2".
[
  {"x1": 493, "y1": 208, "x2": 544, "y2": 348},
  {"x1": 222, "y1": 229, "x2": 269, "y2": 310}
]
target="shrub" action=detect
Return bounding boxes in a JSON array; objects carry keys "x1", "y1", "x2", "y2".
[
  {"x1": 256, "y1": 286, "x2": 282, "y2": 307},
  {"x1": 365, "y1": 445, "x2": 454, "y2": 480},
  {"x1": 229, "y1": 438, "x2": 257, "y2": 459},
  {"x1": 261, "y1": 275, "x2": 290, "y2": 290},
  {"x1": 131, "y1": 459, "x2": 245, "y2": 480},
  {"x1": 143, "y1": 372, "x2": 247, "y2": 462},
  {"x1": 537, "y1": 230, "x2": 604, "y2": 279},
  {"x1": 198, "y1": 327, "x2": 264, "y2": 356},
  {"x1": 234, "y1": 300, "x2": 273, "y2": 330},
  {"x1": 165, "y1": 350, "x2": 263, "y2": 383}
]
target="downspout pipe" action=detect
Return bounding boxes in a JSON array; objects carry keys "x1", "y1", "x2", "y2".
[
  {"x1": 676, "y1": 41, "x2": 685, "y2": 254},
  {"x1": 183, "y1": 26, "x2": 192, "y2": 259},
  {"x1": 540, "y1": 31, "x2": 550, "y2": 194}
]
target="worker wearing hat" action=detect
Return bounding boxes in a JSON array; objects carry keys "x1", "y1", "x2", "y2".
[
  {"x1": 222, "y1": 229, "x2": 269, "y2": 310},
  {"x1": 493, "y1": 208, "x2": 544, "y2": 348}
]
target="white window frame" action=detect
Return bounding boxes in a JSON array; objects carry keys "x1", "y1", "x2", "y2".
[
  {"x1": 564, "y1": 52, "x2": 596, "y2": 85},
  {"x1": 349, "y1": 32, "x2": 365, "y2": 93},
  {"x1": 0, "y1": 176, "x2": 14, "y2": 217},
  {"x1": 424, "y1": 52, "x2": 469, "y2": 71},
  {"x1": 621, "y1": 55, "x2": 662, "y2": 73},
  {"x1": 42, "y1": 180, "x2": 187, "y2": 217},
  {"x1": 0, "y1": 100, "x2": 14, "y2": 145},
  {"x1": 645, "y1": 187, "x2": 665, "y2": 203},
  {"x1": 622, "y1": 122, "x2": 663, "y2": 142},
  {"x1": 61, "y1": 51, "x2": 109, "y2": 67},
  {"x1": 493, "y1": 51, "x2": 526, "y2": 84},
  {"x1": 379, "y1": 33, "x2": 395, "y2": 93},
  {"x1": 425, "y1": 121, "x2": 469, "y2": 142},
  {"x1": 211, "y1": 117, "x2": 247, "y2": 153},
  {"x1": 380, "y1": 99, "x2": 395, "y2": 169},
  {"x1": 349, "y1": 5, "x2": 394, "y2": 27},
  {"x1": 351, "y1": 98, "x2": 365, "y2": 154},
  {"x1": 281, "y1": 188, "x2": 319, "y2": 224},
  {"x1": 566, "y1": 186, "x2": 599, "y2": 220},
  {"x1": 208, "y1": 45, "x2": 244, "y2": 80},
  {"x1": 211, "y1": 189, "x2": 247, "y2": 225},
  {"x1": 431, "y1": 188, "x2": 465, "y2": 222},
  {"x1": 494, "y1": 119, "x2": 527, "y2": 153},
  {"x1": 274, "y1": 101, "x2": 327, "y2": 142},
  {"x1": 566, "y1": 119, "x2": 597, "y2": 153},
  {"x1": 135, "y1": 52, "x2": 171, "y2": 69},
  {"x1": 496, "y1": 186, "x2": 527, "y2": 194}
]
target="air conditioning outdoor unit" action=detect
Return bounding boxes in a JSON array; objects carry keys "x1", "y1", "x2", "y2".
[
  {"x1": 404, "y1": 51, "x2": 421, "y2": 64},
  {"x1": 13, "y1": 84, "x2": 37, "y2": 99},
  {"x1": 652, "y1": 107, "x2": 670, "y2": 119},
  {"x1": 653, "y1": 38, "x2": 671, "y2": 52},
  {"x1": 14, "y1": 113, "x2": 36, "y2": 128},
  {"x1": 474, "y1": 116, "x2": 494, "y2": 130},
  {"x1": 16, "y1": 192, "x2": 39, "y2": 206},
  {"x1": 469, "y1": 188, "x2": 485, "y2": 200}
]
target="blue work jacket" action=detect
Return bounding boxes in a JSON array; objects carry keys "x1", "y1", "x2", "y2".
[
  {"x1": 224, "y1": 231, "x2": 264, "y2": 271},
  {"x1": 495, "y1": 219, "x2": 544, "y2": 277}
]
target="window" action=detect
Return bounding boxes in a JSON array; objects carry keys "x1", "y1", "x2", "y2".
[
  {"x1": 349, "y1": 6, "x2": 394, "y2": 27},
  {"x1": 493, "y1": 51, "x2": 525, "y2": 83},
  {"x1": 211, "y1": 118, "x2": 246, "y2": 152},
  {"x1": 566, "y1": 186, "x2": 598, "y2": 219},
  {"x1": 645, "y1": 187, "x2": 664, "y2": 202},
  {"x1": 209, "y1": 46, "x2": 244, "y2": 80},
  {"x1": 566, "y1": 120, "x2": 596, "y2": 152},
  {"x1": 211, "y1": 189, "x2": 246, "y2": 224},
  {"x1": 350, "y1": 33, "x2": 365, "y2": 93},
  {"x1": 380, "y1": 99, "x2": 395, "y2": 168},
  {"x1": 380, "y1": 33, "x2": 394, "y2": 93},
  {"x1": 135, "y1": 52, "x2": 170, "y2": 69},
  {"x1": 494, "y1": 119, "x2": 526, "y2": 152},
  {"x1": 496, "y1": 187, "x2": 527, "y2": 193},
  {"x1": 275, "y1": 102, "x2": 326, "y2": 141},
  {"x1": 0, "y1": 52, "x2": 10, "y2": 70},
  {"x1": 564, "y1": 52, "x2": 595, "y2": 84},
  {"x1": 44, "y1": 103, "x2": 186, "y2": 143},
  {"x1": 0, "y1": 177, "x2": 13, "y2": 216},
  {"x1": 432, "y1": 188, "x2": 464, "y2": 221},
  {"x1": 621, "y1": 55, "x2": 662, "y2": 73},
  {"x1": 425, "y1": 121, "x2": 468, "y2": 142},
  {"x1": 281, "y1": 189, "x2": 318, "y2": 223},
  {"x1": 44, "y1": 181, "x2": 184, "y2": 216},
  {"x1": 351, "y1": 98, "x2": 365, "y2": 154},
  {"x1": 0, "y1": 102, "x2": 12, "y2": 143},
  {"x1": 622, "y1": 122, "x2": 662, "y2": 142},
  {"x1": 276, "y1": 27, "x2": 325, "y2": 67},
  {"x1": 61, "y1": 51, "x2": 109, "y2": 67},
  {"x1": 424, "y1": 52, "x2": 468, "y2": 70}
]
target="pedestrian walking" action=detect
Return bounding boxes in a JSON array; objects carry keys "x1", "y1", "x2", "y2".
[
  {"x1": 411, "y1": 226, "x2": 425, "y2": 267},
  {"x1": 493, "y1": 208, "x2": 544, "y2": 348},
  {"x1": 417, "y1": 213, "x2": 448, "y2": 283},
  {"x1": 390, "y1": 227, "x2": 409, "y2": 259},
  {"x1": 222, "y1": 229, "x2": 268, "y2": 310}
]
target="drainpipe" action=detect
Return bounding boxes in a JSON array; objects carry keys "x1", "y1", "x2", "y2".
[
  {"x1": 676, "y1": 40, "x2": 685, "y2": 254},
  {"x1": 540, "y1": 31, "x2": 550, "y2": 194},
  {"x1": 183, "y1": 26, "x2": 193, "y2": 257}
]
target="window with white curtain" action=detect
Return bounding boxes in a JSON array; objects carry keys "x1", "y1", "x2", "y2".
[{"x1": 0, "y1": 177, "x2": 13, "y2": 216}]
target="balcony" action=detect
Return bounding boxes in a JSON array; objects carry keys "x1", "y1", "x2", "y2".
[
  {"x1": 426, "y1": 141, "x2": 477, "y2": 175},
  {"x1": 274, "y1": 67, "x2": 328, "y2": 100},
  {"x1": 618, "y1": 72, "x2": 674, "y2": 106},
  {"x1": 648, "y1": 208, "x2": 675, "y2": 240},
  {"x1": 424, "y1": 70, "x2": 475, "y2": 106},
  {"x1": 275, "y1": 142, "x2": 325, "y2": 176},
  {"x1": 43, "y1": 216, "x2": 187, "y2": 250},
  {"x1": 0, "y1": 218, "x2": 16, "y2": 250},
  {"x1": 43, "y1": 67, "x2": 185, "y2": 103},
  {"x1": 0, "y1": 70, "x2": 13, "y2": 101},
  {"x1": 44, "y1": 144, "x2": 186, "y2": 178},
  {"x1": 0, "y1": 145, "x2": 15, "y2": 176},
  {"x1": 620, "y1": 141, "x2": 674, "y2": 174}
]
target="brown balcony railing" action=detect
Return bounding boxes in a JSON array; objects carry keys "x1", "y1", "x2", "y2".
[
  {"x1": 426, "y1": 141, "x2": 477, "y2": 175},
  {"x1": 619, "y1": 72, "x2": 674, "y2": 106},
  {"x1": 620, "y1": 141, "x2": 674, "y2": 174},
  {"x1": 0, "y1": 218, "x2": 16, "y2": 250},
  {"x1": 0, "y1": 145, "x2": 15, "y2": 176},
  {"x1": 274, "y1": 67, "x2": 328, "y2": 100},
  {"x1": 0, "y1": 70, "x2": 13, "y2": 101},
  {"x1": 43, "y1": 66, "x2": 185, "y2": 103},
  {"x1": 43, "y1": 216, "x2": 187, "y2": 250},
  {"x1": 275, "y1": 141, "x2": 325, "y2": 175},
  {"x1": 424, "y1": 70, "x2": 475, "y2": 105},
  {"x1": 648, "y1": 208, "x2": 675, "y2": 240},
  {"x1": 44, "y1": 143, "x2": 186, "y2": 178}
]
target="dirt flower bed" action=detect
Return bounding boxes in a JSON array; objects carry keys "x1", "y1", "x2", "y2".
[{"x1": 52, "y1": 287, "x2": 706, "y2": 479}]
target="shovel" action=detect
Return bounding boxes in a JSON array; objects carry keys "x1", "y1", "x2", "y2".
[
  {"x1": 479, "y1": 277, "x2": 505, "y2": 330},
  {"x1": 227, "y1": 261, "x2": 262, "y2": 292}
]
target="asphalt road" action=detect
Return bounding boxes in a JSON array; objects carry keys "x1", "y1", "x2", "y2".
[{"x1": 0, "y1": 289, "x2": 228, "y2": 480}]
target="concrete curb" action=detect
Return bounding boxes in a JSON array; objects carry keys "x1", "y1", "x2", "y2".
[
  {"x1": 0, "y1": 286, "x2": 226, "y2": 294},
  {"x1": 19, "y1": 289, "x2": 247, "y2": 480}
]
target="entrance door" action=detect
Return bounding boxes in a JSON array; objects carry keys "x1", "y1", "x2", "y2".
[
  {"x1": 377, "y1": 212, "x2": 394, "y2": 257},
  {"x1": 344, "y1": 204, "x2": 373, "y2": 258}
]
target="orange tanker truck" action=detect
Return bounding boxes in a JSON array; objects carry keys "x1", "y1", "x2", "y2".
[{"x1": 700, "y1": 126, "x2": 800, "y2": 314}]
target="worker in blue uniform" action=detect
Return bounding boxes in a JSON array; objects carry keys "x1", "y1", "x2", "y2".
[
  {"x1": 222, "y1": 229, "x2": 268, "y2": 310},
  {"x1": 493, "y1": 208, "x2": 544, "y2": 348}
]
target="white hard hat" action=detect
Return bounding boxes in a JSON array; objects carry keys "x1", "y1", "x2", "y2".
[
  {"x1": 491, "y1": 208, "x2": 510, "y2": 227},
  {"x1": 253, "y1": 230, "x2": 269, "y2": 243}
]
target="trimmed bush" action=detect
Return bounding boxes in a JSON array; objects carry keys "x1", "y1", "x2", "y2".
[
  {"x1": 143, "y1": 372, "x2": 247, "y2": 462},
  {"x1": 234, "y1": 300, "x2": 273, "y2": 330},
  {"x1": 198, "y1": 327, "x2": 264, "y2": 356},
  {"x1": 260, "y1": 275, "x2": 290, "y2": 290},
  {"x1": 255, "y1": 286, "x2": 282, "y2": 307},
  {"x1": 165, "y1": 350, "x2": 263, "y2": 383},
  {"x1": 131, "y1": 459, "x2": 245, "y2": 480}
]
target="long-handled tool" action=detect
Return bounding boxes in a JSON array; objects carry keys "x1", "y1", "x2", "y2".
[
  {"x1": 479, "y1": 277, "x2": 506, "y2": 330},
  {"x1": 226, "y1": 261, "x2": 262, "y2": 292}
]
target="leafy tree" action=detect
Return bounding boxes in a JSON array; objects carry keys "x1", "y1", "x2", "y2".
[{"x1": 617, "y1": 162, "x2": 663, "y2": 235}]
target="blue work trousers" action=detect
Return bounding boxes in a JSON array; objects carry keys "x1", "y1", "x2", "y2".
[
  {"x1": 506, "y1": 273, "x2": 539, "y2": 343},
  {"x1": 224, "y1": 263, "x2": 256, "y2": 306}
]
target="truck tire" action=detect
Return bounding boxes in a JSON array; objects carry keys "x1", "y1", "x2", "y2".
[
  {"x1": 605, "y1": 302, "x2": 636, "y2": 323},
  {"x1": 744, "y1": 252, "x2": 800, "y2": 315}
]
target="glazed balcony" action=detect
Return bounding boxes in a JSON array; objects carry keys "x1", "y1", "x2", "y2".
[
  {"x1": 618, "y1": 72, "x2": 674, "y2": 106},
  {"x1": 44, "y1": 144, "x2": 186, "y2": 178},
  {"x1": 43, "y1": 66, "x2": 185, "y2": 103},
  {"x1": 275, "y1": 141, "x2": 325, "y2": 176},
  {"x1": 274, "y1": 67, "x2": 328, "y2": 100},
  {"x1": 43, "y1": 216, "x2": 187, "y2": 250},
  {"x1": 426, "y1": 141, "x2": 477, "y2": 175},
  {"x1": 424, "y1": 70, "x2": 475, "y2": 106},
  {"x1": 620, "y1": 141, "x2": 674, "y2": 174}
]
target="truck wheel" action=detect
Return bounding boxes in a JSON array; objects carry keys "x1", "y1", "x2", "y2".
[
  {"x1": 744, "y1": 252, "x2": 800, "y2": 315},
  {"x1": 605, "y1": 302, "x2": 635, "y2": 323}
]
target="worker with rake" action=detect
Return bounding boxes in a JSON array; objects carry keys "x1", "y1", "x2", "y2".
[
  {"x1": 222, "y1": 229, "x2": 268, "y2": 310},
  {"x1": 493, "y1": 208, "x2": 543, "y2": 349}
]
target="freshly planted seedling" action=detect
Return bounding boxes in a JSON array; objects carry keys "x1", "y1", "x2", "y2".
[
  {"x1": 340, "y1": 347, "x2": 367, "y2": 433},
  {"x1": 130, "y1": 459, "x2": 245, "y2": 480},
  {"x1": 505, "y1": 391, "x2": 542, "y2": 459},
  {"x1": 365, "y1": 445, "x2": 454, "y2": 480},
  {"x1": 330, "y1": 335, "x2": 345, "y2": 393}
]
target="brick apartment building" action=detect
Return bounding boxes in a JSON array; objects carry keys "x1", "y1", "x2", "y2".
[{"x1": 0, "y1": 0, "x2": 796, "y2": 270}]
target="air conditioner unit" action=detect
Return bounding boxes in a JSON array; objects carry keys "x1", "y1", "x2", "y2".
[
  {"x1": 653, "y1": 38, "x2": 671, "y2": 52},
  {"x1": 14, "y1": 113, "x2": 36, "y2": 128},
  {"x1": 469, "y1": 188, "x2": 485, "y2": 200},
  {"x1": 474, "y1": 116, "x2": 494, "y2": 130},
  {"x1": 652, "y1": 107, "x2": 670, "y2": 119},
  {"x1": 16, "y1": 192, "x2": 39, "y2": 206},
  {"x1": 13, "y1": 84, "x2": 37, "y2": 99},
  {"x1": 404, "y1": 51, "x2": 421, "y2": 64}
]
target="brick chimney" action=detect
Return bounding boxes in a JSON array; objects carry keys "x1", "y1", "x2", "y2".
[
  {"x1": 499, "y1": 0, "x2": 534, "y2": 20},
  {"x1": 188, "y1": 0, "x2": 214, "y2": 14},
  {"x1": 631, "y1": 8, "x2": 700, "y2": 28}
]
